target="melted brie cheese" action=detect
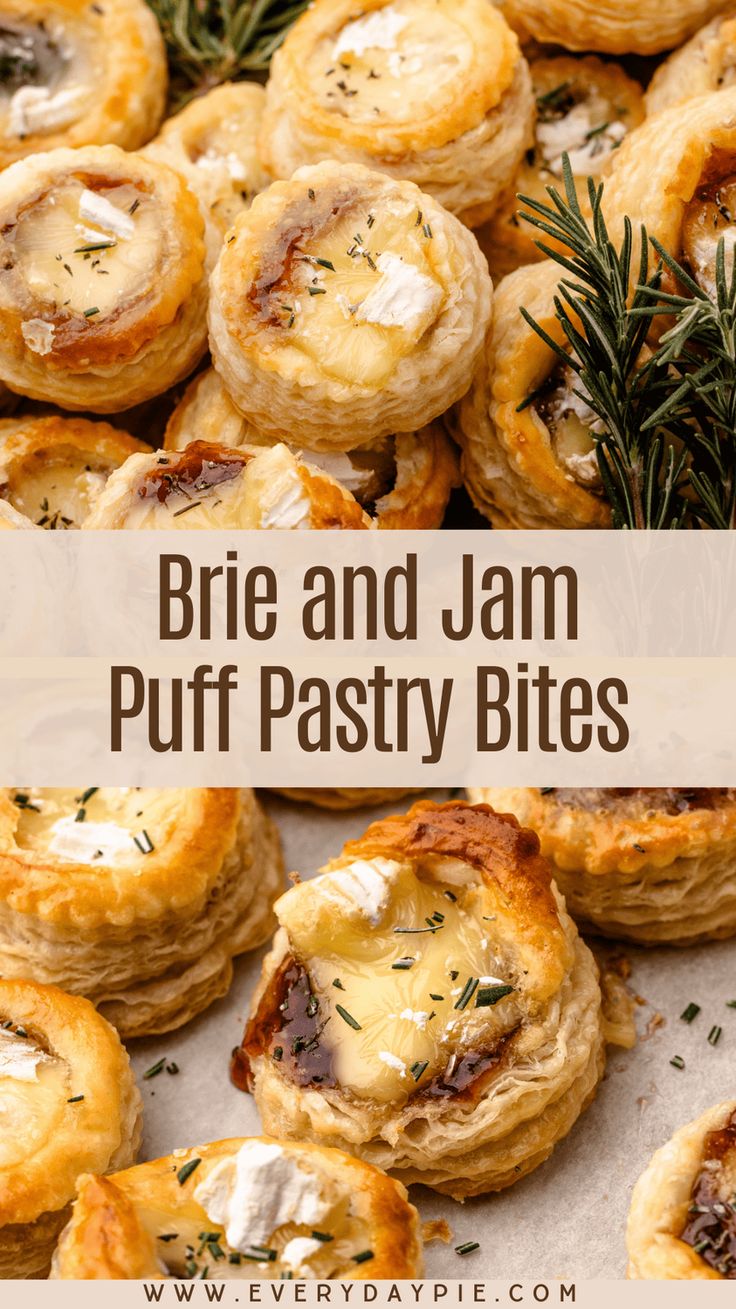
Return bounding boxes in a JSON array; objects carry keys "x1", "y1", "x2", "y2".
[
  {"x1": 4, "y1": 456, "x2": 109, "y2": 529},
  {"x1": 536, "y1": 102, "x2": 626, "y2": 178},
  {"x1": 194, "y1": 1142, "x2": 332, "y2": 1251},
  {"x1": 0, "y1": 1028, "x2": 68, "y2": 1170},
  {"x1": 10, "y1": 787, "x2": 164, "y2": 866}
]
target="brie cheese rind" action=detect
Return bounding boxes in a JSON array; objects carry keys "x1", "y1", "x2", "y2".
[
  {"x1": 647, "y1": 15, "x2": 736, "y2": 114},
  {"x1": 271, "y1": 788, "x2": 424, "y2": 809},
  {"x1": 0, "y1": 414, "x2": 149, "y2": 528},
  {"x1": 627, "y1": 1101, "x2": 736, "y2": 1280},
  {"x1": 208, "y1": 161, "x2": 492, "y2": 449},
  {"x1": 239, "y1": 801, "x2": 607, "y2": 1199},
  {"x1": 0, "y1": 145, "x2": 208, "y2": 413},
  {"x1": 0, "y1": 977, "x2": 141, "y2": 1279},
  {"x1": 164, "y1": 369, "x2": 459, "y2": 529},
  {"x1": 144, "y1": 83, "x2": 271, "y2": 268},
  {"x1": 501, "y1": 0, "x2": 729, "y2": 56},
  {"x1": 0, "y1": 0, "x2": 167, "y2": 169},
  {"x1": 0, "y1": 788, "x2": 284, "y2": 1039},
  {"x1": 454, "y1": 260, "x2": 611, "y2": 530},
  {"x1": 83, "y1": 440, "x2": 372, "y2": 530},
  {"x1": 260, "y1": 0, "x2": 534, "y2": 227},
  {"x1": 51, "y1": 1136, "x2": 424, "y2": 1280},
  {"x1": 469, "y1": 787, "x2": 736, "y2": 946}
]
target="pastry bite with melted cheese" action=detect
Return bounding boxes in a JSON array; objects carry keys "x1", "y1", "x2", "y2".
[
  {"x1": 236, "y1": 801, "x2": 607, "y2": 1198},
  {"x1": 647, "y1": 14, "x2": 736, "y2": 114},
  {"x1": 0, "y1": 145, "x2": 208, "y2": 413},
  {"x1": 0, "y1": 977, "x2": 141, "y2": 1279},
  {"x1": 0, "y1": 498, "x2": 37, "y2": 529},
  {"x1": 470, "y1": 788, "x2": 736, "y2": 946},
  {"x1": 455, "y1": 260, "x2": 611, "y2": 529},
  {"x1": 0, "y1": 414, "x2": 149, "y2": 529},
  {"x1": 0, "y1": 788, "x2": 284, "y2": 1039},
  {"x1": 260, "y1": 0, "x2": 533, "y2": 227},
  {"x1": 0, "y1": 0, "x2": 166, "y2": 170},
  {"x1": 164, "y1": 370, "x2": 459, "y2": 530},
  {"x1": 501, "y1": 0, "x2": 730, "y2": 55},
  {"x1": 208, "y1": 161, "x2": 492, "y2": 451},
  {"x1": 272, "y1": 788, "x2": 423, "y2": 810},
  {"x1": 627, "y1": 1101, "x2": 736, "y2": 1279},
  {"x1": 51, "y1": 1135, "x2": 423, "y2": 1280}
]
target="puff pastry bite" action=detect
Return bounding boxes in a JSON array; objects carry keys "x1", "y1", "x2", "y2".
[
  {"x1": 260, "y1": 0, "x2": 533, "y2": 227},
  {"x1": 0, "y1": 414, "x2": 148, "y2": 528},
  {"x1": 455, "y1": 260, "x2": 611, "y2": 529},
  {"x1": 0, "y1": 0, "x2": 166, "y2": 170},
  {"x1": 627, "y1": 1101, "x2": 736, "y2": 1279},
  {"x1": 0, "y1": 977, "x2": 141, "y2": 1279},
  {"x1": 501, "y1": 0, "x2": 731, "y2": 55},
  {"x1": 164, "y1": 369, "x2": 459, "y2": 529},
  {"x1": 647, "y1": 14, "x2": 736, "y2": 114},
  {"x1": 272, "y1": 788, "x2": 423, "y2": 810},
  {"x1": 208, "y1": 161, "x2": 492, "y2": 450},
  {"x1": 0, "y1": 145, "x2": 208, "y2": 412},
  {"x1": 235, "y1": 800, "x2": 606, "y2": 1198},
  {"x1": 0, "y1": 787, "x2": 284, "y2": 1039},
  {"x1": 469, "y1": 787, "x2": 736, "y2": 946}
]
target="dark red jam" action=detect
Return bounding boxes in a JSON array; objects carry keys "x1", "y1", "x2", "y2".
[
  {"x1": 138, "y1": 442, "x2": 249, "y2": 505},
  {"x1": 680, "y1": 1110, "x2": 736, "y2": 1278}
]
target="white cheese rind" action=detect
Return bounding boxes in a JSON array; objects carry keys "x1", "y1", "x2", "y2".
[
  {"x1": 193, "y1": 1141, "x2": 330, "y2": 1251},
  {"x1": 315, "y1": 856, "x2": 403, "y2": 924},
  {"x1": 356, "y1": 252, "x2": 441, "y2": 330},
  {"x1": 333, "y1": 7, "x2": 408, "y2": 59},
  {"x1": 78, "y1": 190, "x2": 135, "y2": 241},
  {"x1": 0, "y1": 1029, "x2": 55, "y2": 1082},
  {"x1": 8, "y1": 85, "x2": 83, "y2": 138},
  {"x1": 47, "y1": 815, "x2": 139, "y2": 864},
  {"x1": 260, "y1": 473, "x2": 313, "y2": 529}
]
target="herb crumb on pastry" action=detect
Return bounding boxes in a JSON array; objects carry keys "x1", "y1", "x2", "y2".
[
  {"x1": 0, "y1": 788, "x2": 284, "y2": 1039},
  {"x1": 0, "y1": 976, "x2": 141, "y2": 1279},
  {"x1": 235, "y1": 800, "x2": 607, "y2": 1199},
  {"x1": 207, "y1": 161, "x2": 492, "y2": 451},
  {"x1": 501, "y1": 0, "x2": 731, "y2": 56},
  {"x1": 646, "y1": 13, "x2": 736, "y2": 114}
]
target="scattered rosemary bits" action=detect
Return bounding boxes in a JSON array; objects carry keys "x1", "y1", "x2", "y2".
[
  {"x1": 680, "y1": 1003, "x2": 701, "y2": 1024},
  {"x1": 455, "y1": 1241, "x2": 480, "y2": 1256},
  {"x1": 670, "y1": 1055, "x2": 686, "y2": 1070},
  {"x1": 176, "y1": 1158, "x2": 201, "y2": 1185}
]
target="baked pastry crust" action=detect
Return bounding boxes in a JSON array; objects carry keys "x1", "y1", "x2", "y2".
[
  {"x1": 469, "y1": 788, "x2": 736, "y2": 946},
  {"x1": 0, "y1": 788, "x2": 284, "y2": 1039},
  {"x1": 455, "y1": 260, "x2": 611, "y2": 529},
  {"x1": 647, "y1": 14, "x2": 736, "y2": 114},
  {"x1": 0, "y1": 977, "x2": 141, "y2": 1278},
  {"x1": 627, "y1": 1101, "x2": 736, "y2": 1279},
  {"x1": 208, "y1": 161, "x2": 492, "y2": 450},
  {"x1": 0, "y1": 414, "x2": 149, "y2": 528},
  {"x1": 0, "y1": 145, "x2": 208, "y2": 412},
  {"x1": 0, "y1": 498, "x2": 37, "y2": 529},
  {"x1": 0, "y1": 0, "x2": 167, "y2": 169},
  {"x1": 51, "y1": 1135, "x2": 424, "y2": 1280},
  {"x1": 501, "y1": 0, "x2": 731, "y2": 55},
  {"x1": 272, "y1": 788, "x2": 423, "y2": 810},
  {"x1": 260, "y1": 0, "x2": 533, "y2": 227},
  {"x1": 237, "y1": 800, "x2": 606, "y2": 1198}
]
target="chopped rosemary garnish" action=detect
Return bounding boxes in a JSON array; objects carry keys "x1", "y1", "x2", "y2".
[
  {"x1": 353, "y1": 1250, "x2": 374, "y2": 1264},
  {"x1": 134, "y1": 830, "x2": 155, "y2": 854},
  {"x1": 454, "y1": 977, "x2": 479, "y2": 1011},
  {"x1": 74, "y1": 241, "x2": 116, "y2": 253},
  {"x1": 476, "y1": 984, "x2": 514, "y2": 1007},
  {"x1": 670, "y1": 1055, "x2": 686, "y2": 1070},
  {"x1": 83, "y1": 306, "x2": 100, "y2": 317},
  {"x1": 77, "y1": 787, "x2": 99, "y2": 805},
  {"x1": 228, "y1": 1252, "x2": 242, "y2": 1265},
  {"x1": 67, "y1": 1094, "x2": 85, "y2": 1103},
  {"x1": 335, "y1": 1004, "x2": 361, "y2": 1030},
  {"x1": 166, "y1": 1061, "x2": 179, "y2": 1075},
  {"x1": 158, "y1": 1233, "x2": 179, "y2": 1242},
  {"x1": 314, "y1": 257, "x2": 335, "y2": 271},
  {"x1": 708, "y1": 1025, "x2": 722, "y2": 1046},
  {"x1": 273, "y1": 1046, "x2": 283, "y2": 1061},
  {"x1": 308, "y1": 286, "x2": 326, "y2": 295},
  {"x1": 144, "y1": 1058, "x2": 166, "y2": 1079},
  {"x1": 409, "y1": 1060, "x2": 428, "y2": 1081},
  {"x1": 680, "y1": 1003, "x2": 701, "y2": 1024},
  {"x1": 394, "y1": 925, "x2": 443, "y2": 935},
  {"x1": 75, "y1": 807, "x2": 86, "y2": 823},
  {"x1": 332, "y1": 978, "x2": 345, "y2": 990},
  {"x1": 429, "y1": 993, "x2": 444, "y2": 1001},
  {"x1": 176, "y1": 1158, "x2": 202, "y2": 1185},
  {"x1": 391, "y1": 957, "x2": 415, "y2": 970},
  {"x1": 727, "y1": 1001, "x2": 736, "y2": 1009},
  {"x1": 311, "y1": 1231, "x2": 334, "y2": 1242},
  {"x1": 443, "y1": 890, "x2": 457, "y2": 902},
  {"x1": 455, "y1": 1241, "x2": 480, "y2": 1256},
  {"x1": 633, "y1": 843, "x2": 646, "y2": 854}
]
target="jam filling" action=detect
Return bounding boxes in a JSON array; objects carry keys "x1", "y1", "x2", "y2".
[
  {"x1": 542, "y1": 788, "x2": 733, "y2": 816},
  {"x1": 680, "y1": 1110, "x2": 736, "y2": 1278},
  {"x1": 138, "y1": 441, "x2": 250, "y2": 505}
]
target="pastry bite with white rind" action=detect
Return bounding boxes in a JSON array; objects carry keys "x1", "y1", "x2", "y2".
[
  {"x1": 0, "y1": 0, "x2": 167, "y2": 170},
  {"x1": 272, "y1": 788, "x2": 423, "y2": 810},
  {"x1": 0, "y1": 145, "x2": 208, "y2": 413},
  {"x1": 51, "y1": 1136, "x2": 424, "y2": 1280},
  {"x1": 0, "y1": 977, "x2": 141, "y2": 1279},
  {"x1": 164, "y1": 370, "x2": 459, "y2": 530},
  {"x1": 236, "y1": 801, "x2": 607, "y2": 1199},
  {"x1": 501, "y1": 0, "x2": 730, "y2": 55},
  {"x1": 646, "y1": 14, "x2": 736, "y2": 114},
  {"x1": 469, "y1": 787, "x2": 736, "y2": 946},
  {"x1": 0, "y1": 788, "x2": 284, "y2": 1039},
  {"x1": 627, "y1": 1101, "x2": 736, "y2": 1279},
  {"x1": 260, "y1": 0, "x2": 534, "y2": 227},
  {"x1": 0, "y1": 414, "x2": 149, "y2": 529},
  {"x1": 208, "y1": 162, "x2": 492, "y2": 450}
]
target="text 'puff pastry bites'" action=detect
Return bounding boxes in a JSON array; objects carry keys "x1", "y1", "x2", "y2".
[
  {"x1": 51, "y1": 1136, "x2": 424, "y2": 1280},
  {"x1": 235, "y1": 801, "x2": 607, "y2": 1199},
  {"x1": 164, "y1": 369, "x2": 459, "y2": 529},
  {"x1": 0, "y1": 414, "x2": 149, "y2": 529},
  {"x1": 261, "y1": 0, "x2": 534, "y2": 228},
  {"x1": 0, "y1": 145, "x2": 207, "y2": 413},
  {"x1": 469, "y1": 787, "x2": 736, "y2": 946},
  {"x1": 501, "y1": 0, "x2": 731, "y2": 56},
  {"x1": 627, "y1": 1101, "x2": 736, "y2": 1279},
  {"x1": 0, "y1": 977, "x2": 141, "y2": 1279},
  {"x1": 0, "y1": 0, "x2": 167, "y2": 170},
  {"x1": 0, "y1": 787, "x2": 284, "y2": 1039},
  {"x1": 208, "y1": 161, "x2": 492, "y2": 450},
  {"x1": 455, "y1": 259, "x2": 611, "y2": 530},
  {"x1": 646, "y1": 13, "x2": 736, "y2": 114}
]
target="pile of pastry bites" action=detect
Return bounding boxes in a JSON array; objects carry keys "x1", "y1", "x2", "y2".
[{"x1": 2, "y1": 0, "x2": 736, "y2": 530}]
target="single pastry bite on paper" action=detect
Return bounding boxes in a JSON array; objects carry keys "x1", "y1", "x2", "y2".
[
  {"x1": 0, "y1": 788, "x2": 284, "y2": 1039},
  {"x1": 627, "y1": 1101, "x2": 736, "y2": 1279},
  {"x1": 208, "y1": 161, "x2": 492, "y2": 450},
  {"x1": 0, "y1": 0, "x2": 167, "y2": 169},
  {"x1": 164, "y1": 370, "x2": 459, "y2": 529},
  {"x1": 235, "y1": 801, "x2": 607, "y2": 1198},
  {"x1": 0, "y1": 415, "x2": 149, "y2": 529},
  {"x1": 469, "y1": 787, "x2": 736, "y2": 945},
  {"x1": 0, "y1": 145, "x2": 207, "y2": 413},
  {"x1": 51, "y1": 1136, "x2": 424, "y2": 1280},
  {"x1": 0, "y1": 977, "x2": 141, "y2": 1279},
  {"x1": 272, "y1": 788, "x2": 424, "y2": 810},
  {"x1": 501, "y1": 0, "x2": 730, "y2": 55},
  {"x1": 647, "y1": 14, "x2": 736, "y2": 114},
  {"x1": 455, "y1": 260, "x2": 611, "y2": 530},
  {"x1": 260, "y1": 0, "x2": 533, "y2": 227}
]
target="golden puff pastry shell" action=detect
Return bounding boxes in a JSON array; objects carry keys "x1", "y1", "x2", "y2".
[
  {"x1": 0, "y1": 498, "x2": 37, "y2": 529},
  {"x1": 208, "y1": 161, "x2": 492, "y2": 449},
  {"x1": 239, "y1": 800, "x2": 607, "y2": 1198},
  {"x1": 0, "y1": 0, "x2": 167, "y2": 169},
  {"x1": 646, "y1": 15, "x2": 736, "y2": 114},
  {"x1": 0, "y1": 978, "x2": 141, "y2": 1275},
  {"x1": 0, "y1": 145, "x2": 207, "y2": 413},
  {"x1": 501, "y1": 0, "x2": 732, "y2": 56}
]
